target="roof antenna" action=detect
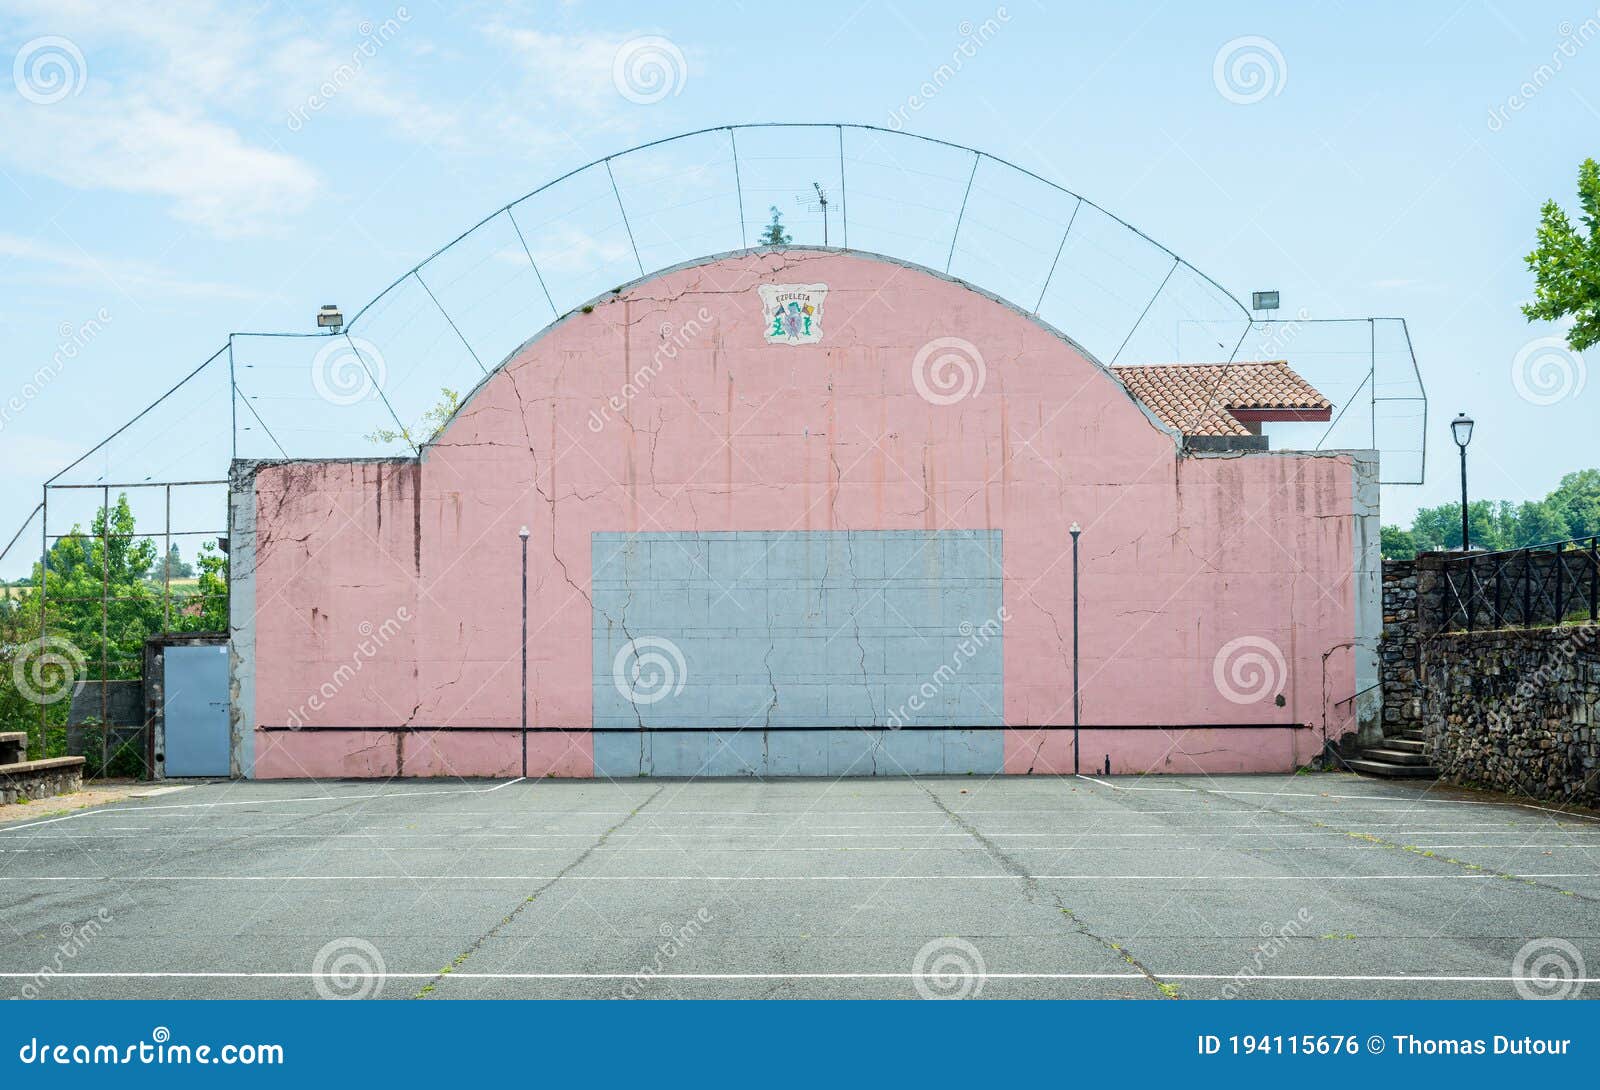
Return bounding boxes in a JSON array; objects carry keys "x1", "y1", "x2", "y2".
[{"x1": 796, "y1": 182, "x2": 830, "y2": 246}]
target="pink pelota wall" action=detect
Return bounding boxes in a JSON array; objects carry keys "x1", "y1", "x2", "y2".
[{"x1": 240, "y1": 250, "x2": 1365, "y2": 779}]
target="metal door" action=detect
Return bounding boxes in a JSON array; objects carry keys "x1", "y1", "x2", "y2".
[{"x1": 163, "y1": 644, "x2": 231, "y2": 777}]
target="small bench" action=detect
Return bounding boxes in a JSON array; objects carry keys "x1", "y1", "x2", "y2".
[{"x1": 0, "y1": 755, "x2": 87, "y2": 805}]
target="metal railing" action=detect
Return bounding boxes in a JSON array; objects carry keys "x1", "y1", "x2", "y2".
[{"x1": 1438, "y1": 536, "x2": 1600, "y2": 632}]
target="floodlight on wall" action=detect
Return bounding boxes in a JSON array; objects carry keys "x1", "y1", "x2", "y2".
[
  {"x1": 316, "y1": 304, "x2": 344, "y2": 334},
  {"x1": 1251, "y1": 290, "x2": 1280, "y2": 314}
]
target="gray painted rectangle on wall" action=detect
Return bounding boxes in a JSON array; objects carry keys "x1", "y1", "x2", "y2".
[
  {"x1": 590, "y1": 530, "x2": 1003, "y2": 775},
  {"x1": 596, "y1": 727, "x2": 1004, "y2": 778}
]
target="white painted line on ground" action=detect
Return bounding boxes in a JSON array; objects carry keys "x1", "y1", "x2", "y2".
[
  {"x1": 127, "y1": 786, "x2": 195, "y2": 799},
  {"x1": 1072, "y1": 778, "x2": 1600, "y2": 824},
  {"x1": 90, "y1": 806, "x2": 1571, "y2": 820},
  {"x1": 4, "y1": 872, "x2": 1594, "y2": 883},
  {"x1": 7, "y1": 826, "x2": 1591, "y2": 840},
  {"x1": 1077, "y1": 775, "x2": 1194, "y2": 792},
  {"x1": 0, "y1": 971, "x2": 1590, "y2": 985},
  {"x1": 58, "y1": 825, "x2": 1586, "y2": 840},
  {"x1": 8, "y1": 842, "x2": 1596, "y2": 856},
  {"x1": 0, "y1": 780, "x2": 539, "y2": 833}
]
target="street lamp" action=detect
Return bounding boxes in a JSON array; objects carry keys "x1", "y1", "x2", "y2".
[
  {"x1": 518, "y1": 525, "x2": 530, "y2": 778},
  {"x1": 1451, "y1": 413, "x2": 1474, "y2": 551}
]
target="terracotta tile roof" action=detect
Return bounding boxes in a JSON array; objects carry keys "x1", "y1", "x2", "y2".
[{"x1": 1108, "y1": 360, "x2": 1333, "y2": 437}]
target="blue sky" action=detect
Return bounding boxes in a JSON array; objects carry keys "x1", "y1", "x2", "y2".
[{"x1": 0, "y1": 0, "x2": 1595, "y2": 575}]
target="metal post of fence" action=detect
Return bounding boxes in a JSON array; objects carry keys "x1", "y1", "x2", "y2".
[
  {"x1": 1556, "y1": 544, "x2": 1566, "y2": 625},
  {"x1": 1523, "y1": 549, "x2": 1533, "y2": 627},
  {"x1": 1493, "y1": 563, "x2": 1503, "y2": 629},
  {"x1": 1070, "y1": 522, "x2": 1081, "y2": 776},
  {"x1": 163, "y1": 484, "x2": 172, "y2": 631},
  {"x1": 519, "y1": 525, "x2": 530, "y2": 780},
  {"x1": 1591, "y1": 537, "x2": 1598, "y2": 624},
  {"x1": 38, "y1": 486, "x2": 47, "y2": 750},
  {"x1": 100, "y1": 485, "x2": 110, "y2": 775},
  {"x1": 1466, "y1": 555, "x2": 1476, "y2": 633}
]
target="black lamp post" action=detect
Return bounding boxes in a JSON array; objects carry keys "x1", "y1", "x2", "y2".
[
  {"x1": 518, "y1": 524, "x2": 530, "y2": 778},
  {"x1": 1451, "y1": 413, "x2": 1474, "y2": 551}
]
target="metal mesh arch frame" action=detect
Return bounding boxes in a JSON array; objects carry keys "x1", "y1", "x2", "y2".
[{"x1": 25, "y1": 123, "x2": 1427, "y2": 507}]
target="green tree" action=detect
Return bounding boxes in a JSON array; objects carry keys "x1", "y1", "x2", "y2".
[
  {"x1": 1509, "y1": 499, "x2": 1569, "y2": 547},
  {"x1": 1523, "y1": 158, "x2": 1600, "y2": 351},
  {"x1": 0, "y1": 495, "x2": 164, "y2": 767},
  {"x1": 174, "y1": 542, "x2": 229, "y2": 633},
  {"x1": 0, "y1": 494, "x2": 231, "y2": 770},
  {"x1": 1549, "y1": 469, "x2": 1600, "y2": 537},
  {"x1": 1380, "y1": 525, "x2": 1416, "y2": 560},
  {"x1": 365, "y1": 386, "x2": 460, "y2": 447},
  {"x1": 1381, "y1": 469, "x2": 1600, "y2": 557},
  {"x1": 23, "y1": 495, "x2": 162, "y2": 684},
  {"x1": 760, "y1": 205, "x2": 791, "y2": 246},
  {"x1": 149, "y1": 542, "x2": 193, "y2": 582}
]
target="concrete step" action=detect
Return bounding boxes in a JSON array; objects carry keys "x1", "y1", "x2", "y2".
[
  {"x1": 1346, "y1": 757, "x2": 1440, "y2": 779},
  {"x1": 1383, "y1": 737, "x2": 1427, "y2": 754},
  {"x1": 1359, "y1": 747, "x2": 1431, "y2": 766}
]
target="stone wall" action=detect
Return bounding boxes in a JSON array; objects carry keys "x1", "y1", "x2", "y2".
[
  {"x1": 1380, "y1": 559, "x2": 1421, "y2": 742},
  {"x1": 0, "y1": 761, "x2": 84, "y2": 805},
  {"x1": 1421, "y1": 625, "x2": 1600, "y2": 807}
]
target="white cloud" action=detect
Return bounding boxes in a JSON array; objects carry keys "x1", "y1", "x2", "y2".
[
  {"x1": 0, "y1": 1, "x2": 461, "y2": 236},
  {"x1": 0, "y1": 233, "x2": 266, "y2": 302},
  {"x1": 0, "y1": 94, "x2": 319, "y2": 238},
  {"x1": 479, "y1": 23, "x2": 692, "y2": 153},
  {"x1": 491, "y1": 27, "x2": 631, "y2": 111},
  {"x1": 528, "y1": 222, "x2": 633, "y2": 276}
]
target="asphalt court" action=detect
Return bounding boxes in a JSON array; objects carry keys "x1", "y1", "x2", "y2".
[{"x1": 2, "y1": 772, "x2": 1597, "y2": 999}]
